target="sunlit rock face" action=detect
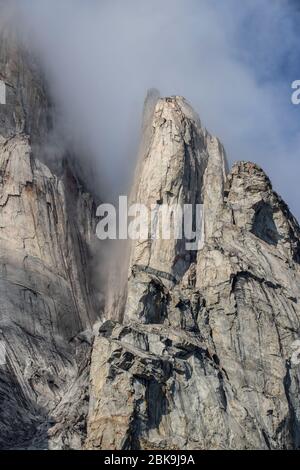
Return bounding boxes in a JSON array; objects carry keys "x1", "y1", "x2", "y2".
[{"x1": 86, "y1": 97, "x2": 300, "y2": 450}]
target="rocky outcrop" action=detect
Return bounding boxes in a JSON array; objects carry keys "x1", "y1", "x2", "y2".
[
  {"x1": 0, "y1": 133, "x2": 100, "y2": 449},
  {"x1": 86, "y1": 97, "x2": 300, "y2": 450}
]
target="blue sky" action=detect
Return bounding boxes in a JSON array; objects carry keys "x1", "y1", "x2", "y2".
[{"x1": 14, "y1": 0, "x2": 300, "y2": 218}]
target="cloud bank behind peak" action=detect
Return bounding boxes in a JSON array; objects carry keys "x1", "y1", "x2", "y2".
[{"x1": 7, "y1": 0, "x2": 300, "y2": 217}]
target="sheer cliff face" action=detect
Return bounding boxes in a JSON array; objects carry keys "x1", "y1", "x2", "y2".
[
  {"x1": 0, "y1": 31, "x2": 100, "y2": 449},
  {"x1": 0, "y1": 21, "x2": 51, "y2": 146},
  {"x1": 1, "y1": 32, "x2": 300, "y2": 451},
  {"x1": 86, "y1": 97, "x2": 300, "y2": 450}
]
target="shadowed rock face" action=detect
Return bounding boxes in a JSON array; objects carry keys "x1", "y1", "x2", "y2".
[
  {"x1": 86, "y1": 97, "x2": 300, "y2": 450},
  {"x1": 1, "y1": 25, "x2": 300, "y2": 450},
  {"x1": 0, "y1": 28, "x2": 100, "y2": 449}
]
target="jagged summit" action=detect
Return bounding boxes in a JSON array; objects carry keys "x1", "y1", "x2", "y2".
[{"x1": 86, "y1": 95, "x2": 300, "y2": 450}]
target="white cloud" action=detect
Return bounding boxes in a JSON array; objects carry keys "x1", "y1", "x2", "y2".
[{"x1": 11, "y1": 0, "x2": 300, "y2": 217}]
